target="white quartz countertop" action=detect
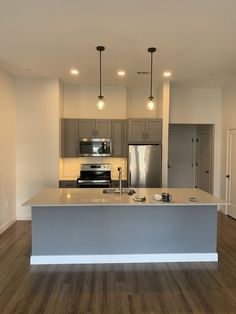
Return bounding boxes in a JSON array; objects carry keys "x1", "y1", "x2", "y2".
[{"x1": 24, "y1": 188, "x2": 227, "y2": 207}]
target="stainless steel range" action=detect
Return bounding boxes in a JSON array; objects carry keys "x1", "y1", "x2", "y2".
[{"x1": 77, "y1": 164, "x2": 111, "y2": 188}]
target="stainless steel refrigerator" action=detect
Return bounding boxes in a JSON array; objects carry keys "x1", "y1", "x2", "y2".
[{"x1": 128, "y1": 144, "x2": 162, "y2": 187}]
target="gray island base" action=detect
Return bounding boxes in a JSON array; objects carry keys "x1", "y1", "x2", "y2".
[{"x1": 25, "y1": 188, "x2": 226, "y2": 265}]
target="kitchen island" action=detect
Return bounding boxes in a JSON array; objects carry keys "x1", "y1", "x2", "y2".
[{"x1": 24, "y1": 188, "x2": 226, "y2": 265}]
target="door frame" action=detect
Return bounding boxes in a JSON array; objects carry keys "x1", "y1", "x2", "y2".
[
  {"x1": 196, "y1": 125, "x2": 214, "y2": 193},
  {"x1": 225, "y1": 128, "x2": 236, "y2": 215}
]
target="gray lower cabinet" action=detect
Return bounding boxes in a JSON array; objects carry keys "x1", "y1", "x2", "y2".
[
  {"x1": 128, "y1": 118, "x2": 162, "y2": 143},
  {"x1": 59, "y1": 180, "x2": 77, "y2": 188},
  {"x1": 111, "y1": 180, "x2": 128, "y2": 188},
  {"x1": 111, "y1": 120, "x2": 127, "y2": 157},
  {"x1": 61, "y1": 119, "x2": 79, "y2": 157},
  {"x1": 79, "y1": 119, "x2": 111, "y2": 138}
]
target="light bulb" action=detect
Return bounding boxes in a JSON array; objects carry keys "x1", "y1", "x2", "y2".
[
  {"x1": 97, "y1": 97, "x2": 105, "y2": 110},
  {"x1": 147, "y1": 98, "x2": 155, "y2": 110},
  {"x1": 70, "y1": 69, "x2": 79, "y2": 75},
  {"x1": 163, "y1": 71, "x2": 172, "y2": 77}
]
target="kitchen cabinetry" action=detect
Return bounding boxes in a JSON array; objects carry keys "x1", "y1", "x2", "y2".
[
  {"x1": 79, "y1": 119, "x2": 111, "y2": 138},
  {"x1": 59, "y1": 180, "x2": 77, "y2": 188},
  {"x1": 61, "y1": 119, "x2": 79, "y2": 157},
  {"x1": 111, "y1": 120, "x2": 127, "y2": 157},
  {"x1": 128, "y1": 118, "x2": 162, "y2": 143}
]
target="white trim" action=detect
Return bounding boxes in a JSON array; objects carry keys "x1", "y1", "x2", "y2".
[
  {"x1": 16, "y1": 213, "x2": 31, "y2": 220},
  {"x1": 0, "y1": 216, "x2": 16, "y2": 234},
  {"x1": 218, "y1": 205, "x2": 227, "y2": 215},
  {"x1": 30, "y1": 253, "x2": 218, "y2": 265}
]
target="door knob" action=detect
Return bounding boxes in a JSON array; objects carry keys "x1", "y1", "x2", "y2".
[{"x1": 205, "y1": 170, "x2": 209, "y2": 174}]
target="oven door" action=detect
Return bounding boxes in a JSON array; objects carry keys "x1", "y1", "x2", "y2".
[
  {"x1": 79, "y1": 138, "x2": 112, "y2": 156},
  {"x1": 77, "y1": 180, "x2": 111, "y2": 188}
]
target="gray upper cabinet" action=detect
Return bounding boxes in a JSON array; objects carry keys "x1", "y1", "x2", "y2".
[
  {"x1": 79, "y1": 119, "x2": 96, "y2": 138},
  {"x1": 79, "y1": 119, "x2": 111, "y2": 138},
  {"x1": 145, "y1": 119, "x2": 162, "y2": 143},
  {"x1": 111, "y1": 120, "x2": 127, "y2": 157},
  {"x1": 128, "y1": 118, "x2": 162, "y2": 143},
  {"x1": 128, "y1": 119, "x2": 146, "y2": 142},
  {"x1": 96, "y1": 120, "x2": 111, "y2": 138},
  {"x1": 61, "y1": 119, "x2": 79, "y2": 157}
]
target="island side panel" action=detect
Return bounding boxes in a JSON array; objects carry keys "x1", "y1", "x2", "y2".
[{"x1": 31, "y1": 205, "x2": 217, "y2": 256}]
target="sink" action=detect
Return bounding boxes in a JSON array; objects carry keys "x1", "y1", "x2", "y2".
[{"x1": 103, "y1": 188, "x2": 136, "y2": 195}]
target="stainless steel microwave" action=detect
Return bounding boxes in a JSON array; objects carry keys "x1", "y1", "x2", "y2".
[{"x1": 79, "y1": 138, "x2": 112, "y2": 157}]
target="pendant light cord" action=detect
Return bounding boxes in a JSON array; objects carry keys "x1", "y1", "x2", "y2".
[
  {"x1": 150, "y1": 51, "x2": 153, "y2": 98},
  {"x1": 147, "y1": 47, "x2": 156, "y2": 100},
  {"x1": 99, "y1": 50, "x2": 102, "y2": 97},
  {"x1": 96, "y1": 46, "x2": 105, "y2": 98}
]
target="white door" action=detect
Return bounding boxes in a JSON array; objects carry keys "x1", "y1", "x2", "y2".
[
  {"x1": 226, "y1": 129, "x2": 236, "y2": 219},
  {"x1": 196, "y1": 129, "x2": 213, "y2": 193},
  {"x1": 168, "y1": 131, "x2": 194, "y2": 188}
]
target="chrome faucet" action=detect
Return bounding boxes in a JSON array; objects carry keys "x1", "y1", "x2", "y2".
[{"x1": 118, "y1": 167, "x2": 122, "y2": 194}]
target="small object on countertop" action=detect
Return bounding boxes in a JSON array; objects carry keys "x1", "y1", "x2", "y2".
[
  {"x1": 154, "y1": 194, "x2": 162, "y2": 201},
  {"x1": 162, "y1": 192, "x2": 172, "y2": 202},
  {"x1": 189, "y1": 196, "x2": 197, "y2": 202},
  {"x1": 133, "y1": 195, "x2": 146, "y2": 202}
]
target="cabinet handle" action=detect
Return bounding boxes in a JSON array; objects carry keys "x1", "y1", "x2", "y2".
[{"x1": 142, "y1": 132, "x2": 145, "y2": 139}]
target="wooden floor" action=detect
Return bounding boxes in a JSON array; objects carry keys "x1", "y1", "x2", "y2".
[{"x1": 0, "y1": 212, "x2": 236, "y2": 313}]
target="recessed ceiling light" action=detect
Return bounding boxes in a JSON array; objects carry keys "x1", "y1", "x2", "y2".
[
  {"x1": 118, "y1": 70, "x2": 126, "y2": 76},
  {"x1": 70, "y1": 69, "x2": 79, "y2": 75},
  {"x1": 163, "y1": 71, "x2": 172, "y2": 77}
]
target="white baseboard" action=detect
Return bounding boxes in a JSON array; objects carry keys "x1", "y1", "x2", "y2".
[
  {"x1": 0, "y1": 216, "x2": 16, "y2": 234},
  {"x1": 16, "y1": 213, "x2": 31, "y2": 220},
  {"x1": 218, "y1": 205, "x2": 227, "y2": 215},
  {"x1": 30, "y1": 253, "x2": 218, "y2": 265}
]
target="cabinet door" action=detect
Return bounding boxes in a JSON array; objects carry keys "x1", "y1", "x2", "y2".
[
  {"x1": 79, "y1": 120, "x2": 95, "y2": 138},
  {"x1": 145, "y1": 119, "x2": 162, "y2": 143},
  {"x1": 128, "y1": 119, "x2": 146, "y2": 143},
  {"x1": 96, "y1": 120, "x2": 111, "y2": 138},
  {"x1": 111, "y1": 120, "x2": 127, "y2": 157},
  {"x1": 61, "y1": 119, "x2": 79, "y2": 157}
]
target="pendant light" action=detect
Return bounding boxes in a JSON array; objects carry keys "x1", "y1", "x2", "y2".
[
  {"x1": 96, "y1": 46, "x2": 105, "y2": 110},
  {"x1": 147, "y1": 47, "x2": 157, "y2": 110}
]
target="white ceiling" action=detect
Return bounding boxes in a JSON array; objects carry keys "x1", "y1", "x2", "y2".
[{"x1": 1, "y1": 0, "x2": 236, "y2": 88}]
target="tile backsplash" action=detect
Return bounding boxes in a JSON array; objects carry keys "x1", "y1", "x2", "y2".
[{"x1": 60, "y1": 157, "x2": 127, "y2": 180}]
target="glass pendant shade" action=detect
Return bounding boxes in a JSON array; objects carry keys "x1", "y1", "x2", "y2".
[
  {"x1": 147, "y1": 97, "x2": 155, "y2": 110},
  {"x1": 97, "y1": 96, "x2": 105, "y2": 110}
]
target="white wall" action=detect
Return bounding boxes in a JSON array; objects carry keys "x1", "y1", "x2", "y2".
[
  {"x1": 170, "y1": 88, "x2": 221, "y2": 196},
  {"x1": 0, "y1": 68, "x2": 16, "y2": 233},
  {"x1": 126, "y1": 87, "x2": 162, "y2": 118},
  {"x1": 16, "y1": 78, "x2": 60, "y2": 219},
  {"x1": 63, "y1": 85, "x2": 127, "y2": 119},
  {"x1": 220, "y1": 85, "x2": 236, "y2": 201}
]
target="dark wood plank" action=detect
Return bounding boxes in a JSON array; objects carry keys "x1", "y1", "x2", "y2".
[{"x1": 0, "y1": 212, "x2": 236, "y2": 313}]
